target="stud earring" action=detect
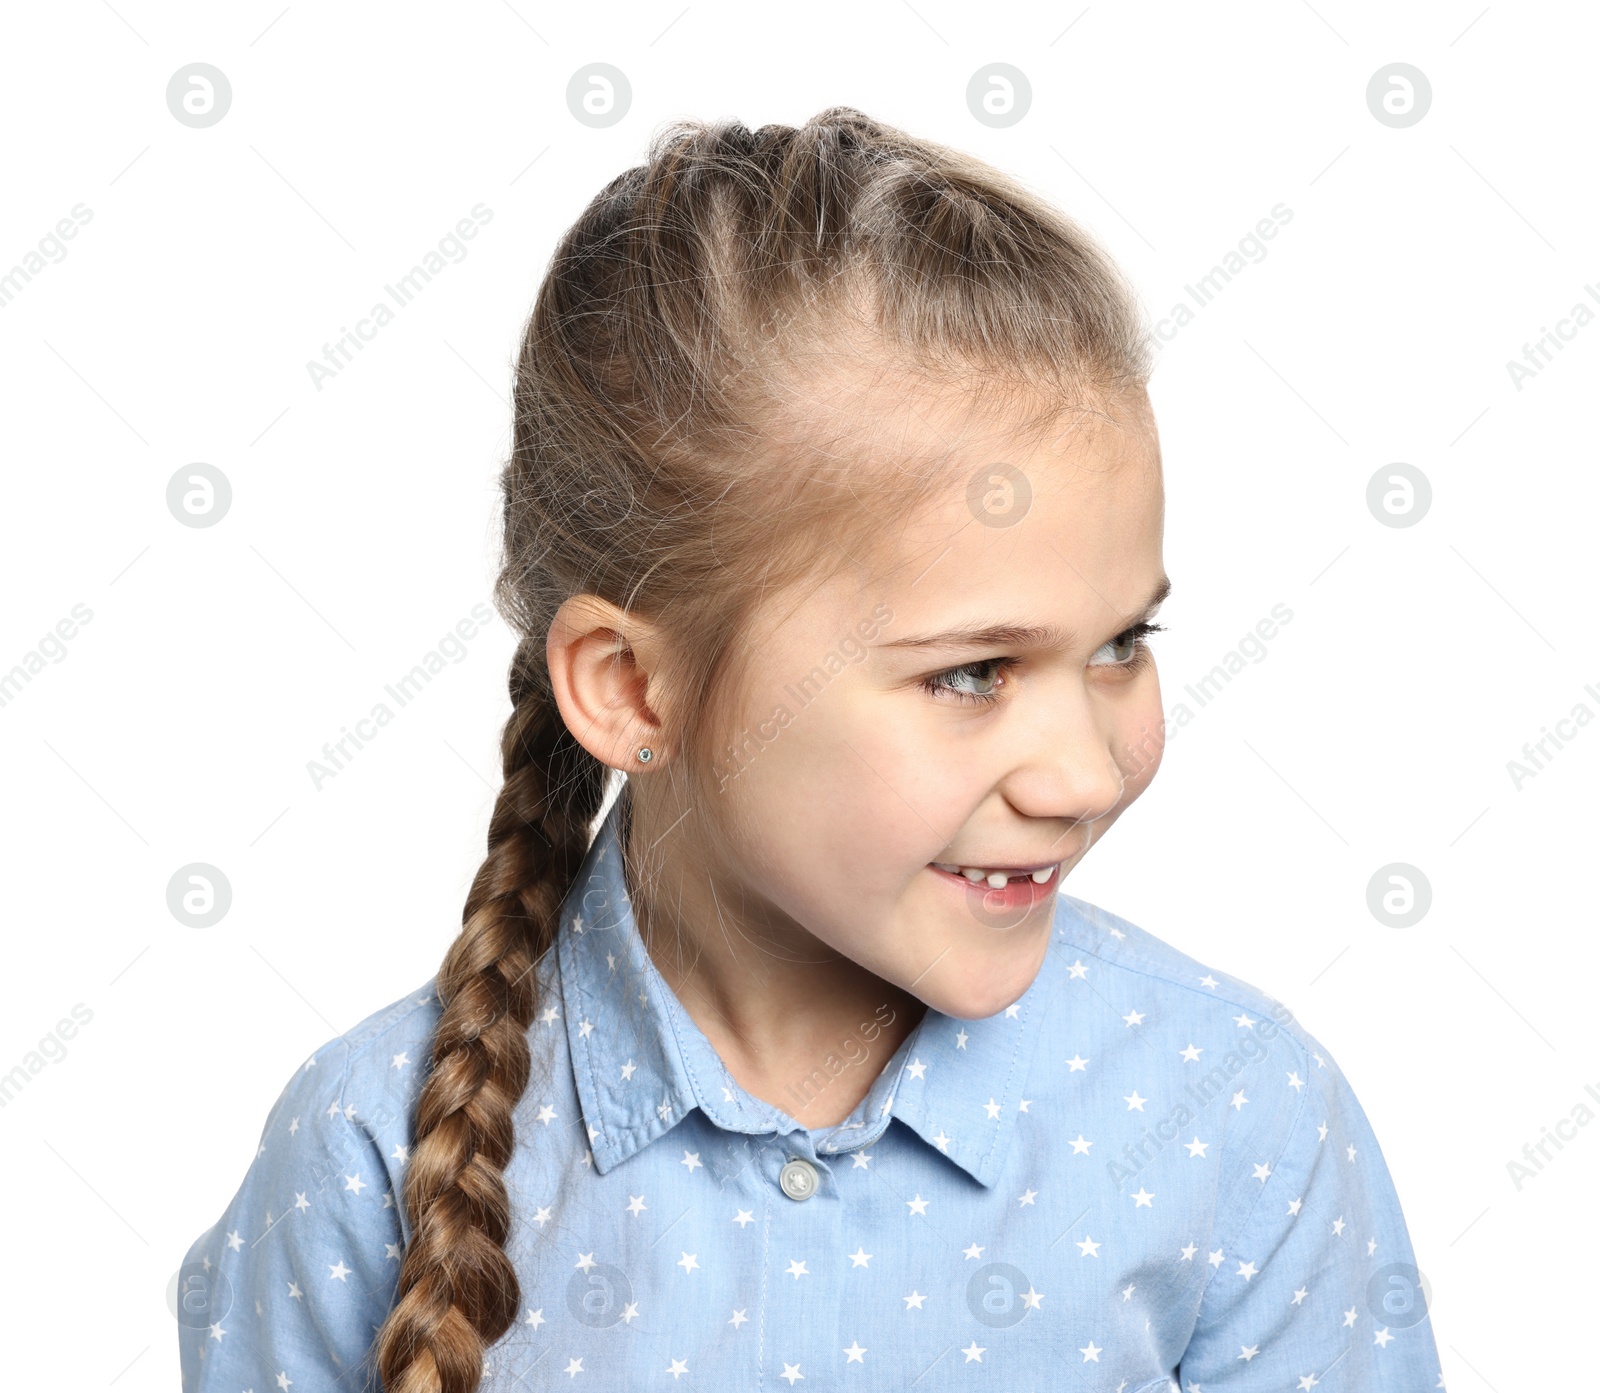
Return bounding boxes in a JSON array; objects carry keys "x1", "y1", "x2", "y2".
[{"x1": 637, "y1": 747, "x2": 653, "y2": 763}]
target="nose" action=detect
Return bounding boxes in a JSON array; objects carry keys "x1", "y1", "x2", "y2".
[{"x1": 999, "y1": 681, "x2": 1141, "y2": 833}]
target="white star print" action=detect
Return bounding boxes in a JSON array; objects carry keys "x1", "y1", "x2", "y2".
[{"x1": 179, "y1": 805, "x2": 1440, "y2": 1393}]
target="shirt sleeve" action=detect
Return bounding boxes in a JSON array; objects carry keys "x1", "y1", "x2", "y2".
[
  {"x1": 176, "y1": 1039, "x2": 407, "y2": 1393},
  {"x1": 1177, "y1": 1037, "x2": 1444, "y2": 1389}
]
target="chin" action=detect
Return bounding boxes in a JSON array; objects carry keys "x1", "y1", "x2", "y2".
[{"x1": 918, "y1": 940, "x2": 1050, "y2": 1021}]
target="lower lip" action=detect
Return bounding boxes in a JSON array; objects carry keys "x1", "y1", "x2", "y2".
[{"x1": 927, "y1": 863, "x2": 1060, "y2": 913}]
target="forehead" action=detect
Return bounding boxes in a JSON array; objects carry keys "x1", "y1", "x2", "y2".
[
  {"x1": 847, "y1": 385, "x2": 1163, "y2": 629},
  {"x1": 736, "y1": 365, "x2": 1162, "y2": 652}
]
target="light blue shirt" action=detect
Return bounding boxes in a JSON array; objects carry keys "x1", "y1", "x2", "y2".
[{"x1": 179, "y1": 795, "x2": 1444, "y2": 1390}]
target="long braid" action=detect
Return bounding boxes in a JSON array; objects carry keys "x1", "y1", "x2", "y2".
[{"x1": 374, "y1": 648, "x2": 608, "y2": 1392}]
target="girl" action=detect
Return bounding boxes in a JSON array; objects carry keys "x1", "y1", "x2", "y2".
[{"x1": 177, "y1": 109, "x2": 1443, "y2": 1392}]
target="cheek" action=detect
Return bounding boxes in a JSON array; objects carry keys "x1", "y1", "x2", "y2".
[{"x1": 1113, "y1": 676, "x2": 1166, "y2": 799}]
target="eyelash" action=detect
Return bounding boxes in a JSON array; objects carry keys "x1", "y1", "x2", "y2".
[{"x1": 918, "y1": 622, "x2": 1166, "y2": 707}]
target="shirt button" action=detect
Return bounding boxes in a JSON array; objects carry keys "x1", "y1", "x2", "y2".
[{"x1": 778, "y1": 1157, "x2": 819, "y2": 1201}]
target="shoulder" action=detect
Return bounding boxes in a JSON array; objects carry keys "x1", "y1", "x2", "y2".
[
  {"x1": 309, "y1": 976, "x2": 445, "y2": 1102},
  {"x1": 247, "y1": 978, "x2": 443, "y2": 1169},
  {"x1": 1048, "y1": 891, "x2": 1329, "y2": 1076},
  {"x1": 299, "y1": 979, "x2": 444, "y2": 1157}
]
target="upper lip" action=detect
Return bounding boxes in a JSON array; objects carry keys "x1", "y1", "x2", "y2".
[{"x1": 932, "y1": 857, "x2": 1061, "y2": 873}]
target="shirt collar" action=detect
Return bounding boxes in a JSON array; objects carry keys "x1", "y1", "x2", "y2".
[{"x1": 557, "y1": 792, "x2": 1059, "y2": 1188}]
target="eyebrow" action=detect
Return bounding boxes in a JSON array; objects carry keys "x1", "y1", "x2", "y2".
[{"x1": 876, "y1": 576, "x2": 1172, "y2": 652}]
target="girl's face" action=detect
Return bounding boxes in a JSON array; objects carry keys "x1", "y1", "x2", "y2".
[{"x1": 708, "y1": 387, "x2": 1167, "y2": 1020}]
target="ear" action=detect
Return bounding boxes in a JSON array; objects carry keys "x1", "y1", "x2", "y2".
[{"x1": 546, "y1": 595, "x2": 670, "y2": 771}]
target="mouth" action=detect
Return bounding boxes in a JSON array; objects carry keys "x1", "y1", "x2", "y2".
[{"x1": 927, "y1": 860, "x2": 1061, "y2": 913}]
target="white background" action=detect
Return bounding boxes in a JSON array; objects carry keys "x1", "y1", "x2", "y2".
[{"x1": 1, "y1": 1, "x2": 1594, "y2": 1387}]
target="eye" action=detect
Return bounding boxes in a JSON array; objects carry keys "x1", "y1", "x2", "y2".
[
  {"x1": 917, "y1": 621, "x2": 1166, "y2": 707},
  {"x1": 919, "y1": 656, "x2": 1016, "y2": 707},
  {"x1": 1088, "y1": 621, "x2": 1165, "y2": 669}
]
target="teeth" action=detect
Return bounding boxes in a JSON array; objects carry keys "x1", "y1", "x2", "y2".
[{"x1": 933, "y1": 862, "x2": 1058, "y2": 887}]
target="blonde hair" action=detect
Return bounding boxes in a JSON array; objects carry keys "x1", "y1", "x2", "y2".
[{"x1": 373, "y1": 106, "x2": 1151, "y2": 1393}]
